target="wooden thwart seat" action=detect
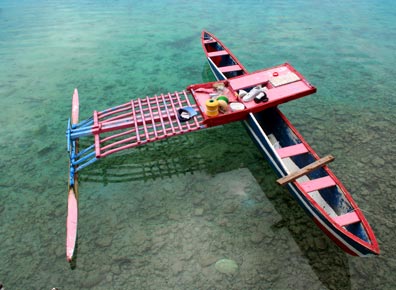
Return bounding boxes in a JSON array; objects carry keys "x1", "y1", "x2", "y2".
[
  {"x1": 299, "y1": 176, "x2": 336, "y2": 192},
  {"x1": 219, "y1": 64, "x2": 242, "y2": 73},
  {"x1": 203, "y1": 39, "x2": 217, "y2": 44},
  {"x1": 276, "y1": 143, "x2": 308, "y2": 158},
  {"x1": 208, "y1": 50, "x2": 229, "y2": 57},
  {"x1": 333, "y1": 211, "x2": 360, "y2": 227},
  {"x1": 277, "y1": 155, "x2": 335, "y2": 186}
]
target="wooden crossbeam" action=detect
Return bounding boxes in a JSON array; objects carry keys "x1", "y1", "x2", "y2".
[{"x1": 277, "y1": 155, "x2": 335, "y2": 186}]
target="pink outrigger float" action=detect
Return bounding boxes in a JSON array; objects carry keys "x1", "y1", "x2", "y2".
[
  {"x1": 65, "y1": 31, "x2": 379, "y2": 262},
  {"x1": 66, "y1": 89, "x2": 79, "y2": 262}
]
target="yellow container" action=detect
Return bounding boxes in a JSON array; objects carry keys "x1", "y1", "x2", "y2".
[
  {"x1": 217, "y1": 99, "x2": 228, "y2": 113},
  {"x1": 205, "y1": 99, "x2": 219, "y2": 117}
]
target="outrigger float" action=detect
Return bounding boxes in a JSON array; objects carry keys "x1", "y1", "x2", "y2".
[{"x1": 66, "y1": 31, "x2": 379, "y2": 262}]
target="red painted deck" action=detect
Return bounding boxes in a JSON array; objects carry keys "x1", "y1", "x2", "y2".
[
  {"x1": 79, "y1": 64, "x2": 316, "y2": 159},
  {"x1": 188, "y1": 63, "x2": 316, "y2": 127}
]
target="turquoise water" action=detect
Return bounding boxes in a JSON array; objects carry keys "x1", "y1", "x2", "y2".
[{"x1": 1, "y1": 0, "x2": 395, "y2": 289}]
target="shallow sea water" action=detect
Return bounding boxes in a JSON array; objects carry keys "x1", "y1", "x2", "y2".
[{"x1": 0, "y1": 0, "x2": 395, "y2": 289}]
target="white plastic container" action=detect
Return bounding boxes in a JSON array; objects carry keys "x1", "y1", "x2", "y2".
[{"x1": 230, "y1": 102, "x2": 245, "y2": 112}]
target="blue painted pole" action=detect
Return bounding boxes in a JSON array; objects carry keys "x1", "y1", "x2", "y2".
[
  {"x1": 66, "y1": 119, "x2": 71, "y2": 152},
  {"x1": 76, "y1": 157, "x2": 98, "y2": 172},
  {"x1": 75, "y1": 144, "x2": 95, "y2": 159},
  {"x1": 72, "y1": 151, "x2": 96, "y2": 166}
]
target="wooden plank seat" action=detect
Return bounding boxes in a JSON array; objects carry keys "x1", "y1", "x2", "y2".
[
  {"x1": 203, "y1": 39, "x2": 217, "y2": 44},
  {"x1": 276, "y1": 143, "x2": 308, "y2": 159},
  {"x1": 219, "y1": 64, "x2": 242, "y2": 73},
  {"x1": 333, "y1": 211, "x2": 360, "y2": 227},
  {"x1": 208, "y1": 50, "x2": 229, "y2": 57},
  {"x1": 299, "y1": 176, "x2": 336, "y2": 192}
]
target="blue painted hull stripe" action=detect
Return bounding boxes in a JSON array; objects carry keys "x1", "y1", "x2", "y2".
[
  {"x1": 244, "y1": 113, "x2": 363, "y2": 256},
  {"x1": 208, "y1": 57, "x2": 371, "y2": 255},
  {"x1": 208, "y1": 57, "x2": 227, "y2": 81}
]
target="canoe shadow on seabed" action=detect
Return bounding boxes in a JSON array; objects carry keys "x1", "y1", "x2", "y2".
[
  {"x1": 79, "y1": 135, "x2": 208, "y2": 184},
  {"x1": 250, "y1": 164, "x2": 352, "y2": 290},
  {"x1": 79, "y1": 132, "x2": 351, "y2": 290}
]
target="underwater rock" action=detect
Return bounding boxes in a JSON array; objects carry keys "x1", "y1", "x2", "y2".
[
  {"x1": 95, "y1": 236, "x2": 112, "y2": 248},
  {"x1": 194, "y1": 208, "x2": 204, "y2": 216},
  {"x1": 168, "y1": 212, "x2": 180, "y2": 221},
  {"x1": 81, "y1": 271, "x2": 104, "y2": 288},
  {"x1": 198, "y1": 254, "x2": 218, "y2": 267},
  {"x1": 134, "y1": 230, "x2": 149, "y2": 246},
  {"x1": 215, "y1": 259, "x2": 238, "y2": 275},
  {"x1": 181, "y1": 251, "x2": 193, "y2": 261},
  {"x1": 192, "y1": 195, "x2": 205, "y2": 205},
  {"x1": 372, "y1": 156, "x2": 385, "y2": 167},
  {"x1": 33, "y1": 124, "x2": 48, "y2": 135},
  {"x1": 171, "y1": 261, "x2": 184, "y2": 274},
  {"x1": 250, "y1": 232, "x2": 264, "y2": 244},
  {"x1": 54, "y1": 245, "x2": 64, "y2": 258},
  {"x1": 217, "y1": 218, "x2": 229, "y2": 227},
  {"x1": 106, "y1": 273, "x2": 113, "y2": 283},
  {"x1": 37, "y1": 142, "x2": 56, "y2": 156},
  {"x1": 111, "y1": 264, "x2": 121, "y2": 275},
  {"x1": 223, "y1": 201, "x2": 239, "y2": 214},
  {"x1": 314, "y1": 237, "x2": 328, "y2": 250}
]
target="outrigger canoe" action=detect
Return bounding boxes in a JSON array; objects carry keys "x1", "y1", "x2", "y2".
[
  {"x1": 65, "y1": 32, "x2": 379, "y2": 262},
  {"x1": 201, "y1": 30, "x2": 379, "y2": 256}
]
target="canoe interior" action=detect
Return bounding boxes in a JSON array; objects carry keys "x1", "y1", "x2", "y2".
[
  {"x1": 203, "y1": 33, "x2": 245, "y2": 78},
  {"x1": 254, "y1": 108, "x2": 370, "y2": 243}
]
